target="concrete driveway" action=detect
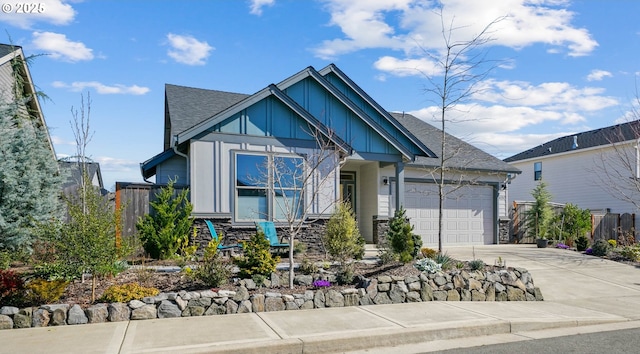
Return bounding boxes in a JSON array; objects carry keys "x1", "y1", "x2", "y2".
[{"x1": 445, "y1": 244, "x2": 640, "y2": 320}]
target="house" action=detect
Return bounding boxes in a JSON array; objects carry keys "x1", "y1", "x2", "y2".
[
  {"x1": 0, "y1": 43, "x2": 55, "y2": 157},
  {"x1": 141, "y1": 64, "x2": 519, "y2": 249},
  {"x1": 58, "y1": 160, "x2": 107, "y2": 196},
  {"x1": 504, "y1": 120, "x2": 640, "y2": 239}
]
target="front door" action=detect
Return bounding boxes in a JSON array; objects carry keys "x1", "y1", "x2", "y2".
[{"x1": 340, "y1": 172, "x2": 356, "y2": 213}]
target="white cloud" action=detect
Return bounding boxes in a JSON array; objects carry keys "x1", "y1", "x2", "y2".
[
  {"x1": 32, "y1": 32, "x2": 93, "y2": 62},
  {"x1": 51, "y1": 135, "x2": 75, "y2": 146},
  {"x1": 52, "y1": 81, "x2": 150, "y2": 95},
  {"x1": 0, "y1": 0, "x2": 75, "y2": 29},
  {"x1": 586, "y1": 69, "x2": 613, "y2": 81},
  {"x1": 313, "y1": 0, "x2": 597, "y2": 60},
  {"x1": 94, "y1": 156, "x2": 145, "y2": 190},
  {"x1": 472, "y1": 79, "x2": 618, "y2": 112},
  {"x1": 249, "y1": 0, "x2": 275, "y2": 15},
  {"x1": 374, "y1": 56, "x2": 442, "y2": 77},
  {"x1": 165, "y1": 33, "x2": 213, "y2": 66}
]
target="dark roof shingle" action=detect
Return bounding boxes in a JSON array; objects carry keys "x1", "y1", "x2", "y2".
[{"x1": 504, "y1": 120, "x2": 640, "y2": 162}]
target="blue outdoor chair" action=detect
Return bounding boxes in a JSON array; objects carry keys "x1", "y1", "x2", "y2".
[
  {"x1": 204, "y1": 220, "x2": 240, "y2": 251},
  {"x1": 255, "y1": 221, "x2": 289, "y2": 250}
]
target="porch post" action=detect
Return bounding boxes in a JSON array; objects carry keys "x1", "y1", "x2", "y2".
[{"x1": 395, "y1": 161, "x2": 404, "y2": 209}]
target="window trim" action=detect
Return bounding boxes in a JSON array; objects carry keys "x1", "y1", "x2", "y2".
[
  {"x1": 234, "y1": 151, "x2": 305, "y2": 222},
  {"x1": 534, "y1": 161, "x2": 542, "y2": 181}
]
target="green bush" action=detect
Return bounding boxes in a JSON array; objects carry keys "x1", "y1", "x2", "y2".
[
  {"x1": 298, "y1": 257, "x2": 318, "y2": 275},
  {"x1": 619, "y1": 246, "x2": 640, "y2": 262},
  {"x1": 191, "y1": 239, "x2": 232, "y2": 287},
  {"x1": 323, "y1": 202, "x2": 365, "y2": 266},
  {"x1": 468, "y1": 259, "x2": 485, "y2": 271},
  {"x1": 388, "y1": 207, "x2": 418, "y2": 263},
  {"x1": 136, "y1": 178, "x2": 193, "y2": 260},
  {"x1": 100, "y1": 283, "x2": 160, "y2": 303},
  {"x1": 234, "y1": 231, "x2": 279, "y2": 278},
  {"x1": 434, "y1": 252, "x2": 454, "y2": 270},
  {"x1": 32, "y1": 262, "x2": 81, "y2": 281},
  {"x1": 576, "y1": 235, "x2": 589, "y2": 252},
  {"x1": 591, "y1": 239, "x2": 611, "y2": 257},
  {"x1": 0, "y1": 250, "x2": 10, "y2": 270},
  {"x1": 526, "y1": 182, "x2": 554, "y2": 239},
  {"x1": 26, "y1": 278, "x2": 69, "y2": 304}
]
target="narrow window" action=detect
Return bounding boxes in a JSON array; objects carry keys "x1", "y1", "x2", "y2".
[{"x1": 534, "y1": 162, "x2": 542, "y2": 181}]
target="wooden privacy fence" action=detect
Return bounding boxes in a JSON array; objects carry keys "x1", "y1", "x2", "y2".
[
  {"x1": 592, "y1": 212, "x2": 636, "y2": 242},
  {"x1": 511, "y1": 200, "x2": 636, "y2": 243},
  {"x1": 511, "y1": 200, "x2": 565, "y2": 244},
  {"x1": 114, "y1": 182, "x2": 188, "y2": 238}
]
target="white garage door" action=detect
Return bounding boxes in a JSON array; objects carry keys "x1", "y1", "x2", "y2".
[{"x1": 394, "y1": 183, "x2": 495, "y2": 246}]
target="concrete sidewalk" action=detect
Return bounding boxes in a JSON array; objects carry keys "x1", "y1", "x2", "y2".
[{"x1": 2, "y1": 244, "x2": 640, "y2": 354}]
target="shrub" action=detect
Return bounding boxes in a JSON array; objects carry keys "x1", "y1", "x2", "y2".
[
  {"x1": 32, "y1": 262, "x2": 81, "y2": 281},
  {"x1": 0, "y1": 250, "x2": 10, "y2": 270},
  {"x1": 608, "y1": 239, "x2": 617, "y2": 248},
  {"x1": 468, "y1": 259, "x2": 485, "y2": 271},
  {"x1": 619, "y1": 246, "x2": 640, "y2": 262},
  {"x1": 421, "y1": 247, "x2": 438, "y2": 259},
  {"x1": 323, "y1": 202, "x2": 365, "y2": 266},
  {"x1": 191, "y1": 239, "x2": 232, "y2": 287},
  {"x1": 388, "y1": 207, "x2": 418, "y2": 263},
  {"x1": 26, "y1": 278, "x2": 69, "y2": 304},
  {"x1": 234, "y1": 231, "x2": 279, "y2": 278},
  {"x1": 100, "y1": 283, "x2": 160, "y2": 303},
  {"x1": 136, "y1": 178, "x2": 193, "y2": 260},
  {"x1": 414, "y1": 258, "x2": 442, "y2": 273},
  {"x1": 336, "y1": 262, "x2": 355, "y2": 285},
  {"x1": 591, "y1": 239, "x2": 611, "y2": 257},
  {"x1": 434, "y1": 252, "x2": 454, "y2": 270},
  {"x1": 0, "y1": 269, "x2": 26, "y2": 306},
  {"x1": 298, "y1": 257, "x2": 318, "y2": 275},
  {"x1": 526, "y1": 181, "x2": 554, "y2": 239},
  {"x1": 576, "y1": 235, "x2": 589, "y2": 252}
]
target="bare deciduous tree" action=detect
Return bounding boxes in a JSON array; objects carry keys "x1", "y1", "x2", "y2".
[{"x1": 419, "y1": 9, "x2": 505, "y2": 253}]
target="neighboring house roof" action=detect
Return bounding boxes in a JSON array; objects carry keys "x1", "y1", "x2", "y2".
[
  {"x1": 58, "y1": 160, "x2": 106, "y2": 194},
  {"x1": 504, "y1": 120, "x2": 640, "y2": 162},
  {"x1": 392, "y1": 112, "x2": 521, "y2": 174},
  {"x1": 164, "y1": 84, "x2": 249, "y2": 150},
  {"x1": 0, "y1": 43, "x2": 55, "y2": 157}
]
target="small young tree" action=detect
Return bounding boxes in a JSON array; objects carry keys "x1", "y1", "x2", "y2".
[
  {"x1": 558, "y1": 203, "x2": 591, "y2": 246},
  {"x1": 234, "y1": 230, "x2": 279, "y2": 280},
  {"x1": 388, "y1": 207, "x2": 421, "y2": 263},
  {"x1": 526, "y1": 181, "x2": 554, "y2": 239},
  {"x1": 136, "y1": 178, "x2": 193, "y2": 260},
  {"x1": 51, "y1": 176, "x2": 126, "y2": 302},
  {"x1": 323, "y1": 202, "x2": 365, "y2": 282}
]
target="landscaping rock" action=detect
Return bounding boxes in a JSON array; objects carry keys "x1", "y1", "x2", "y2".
[
  {"x1": 108, "y1": 303, "x2": 131, "y2": 322},
  {"x1": 0, "y1": 315, "x2": 12, "y2": 330},
  {"x1": 460, "y1": 289, "x2": 471, "y2": 301},
  {"x1": 86, "y1": 304, "x2": 108, "y2": 323},
  {"x1": 13, "y1": 313, "x2": 31, "y2": 329},
  {"x1": 294, "y1": 275, "x2": 313, "y2": 286},
  {"x1": 313, "y1": 291, "x2": 325, "y2": 308},
  {"x1": 238, "y1": 300, "x2": 252, "y2": 313},
  {"x1": 389, "y1": 284, "x2": 406, "y2": 303},
  {"x1": 0, "y1": 306, "x2": 18, "y2": 316},
  {"x1": 373, "y1": 292, "x2": 392, "y2": 305},
  {"x1": 421, "y1": 283, "x2": 434, "y2": 301},
  {"x1": 129, "y1": 300, "x2": 146, "y2": 310},
  {"x1": 32, "y1": 308, "x2": 50, "y2": 327},
  {"x1": 67, "y1": 305, "x2": 88, "y2": 325},
  {"x1": 265, "y1": 297, "x2": 285, "y2": 312},
  {"x1": 251, "y1": 294, "x2": 265, "y2": 312},
  {"x1": 131, "y1": 305, "x2": 157, "y2": 320},
  {"x1": 433, "y1": 290, "x2": 448, "y2": 301},
  {"x1": 325, "y1": 290, "x2": 344, "y2": 307},
  {"x1": 447, "y1": 289, "x2": 461, "y2": 301},
  {"x1": 233, "y1": 286, "x2": 250, "y2": 302},
  {"x1": 471, "y1": 290, "x2": 486, "y2": 301},
  {"x1": 157, "y1": 300, "x2": 181, "y2": 318},
  {"x1": 50, "y1": 308, "x2": 67, "y2": 326}
]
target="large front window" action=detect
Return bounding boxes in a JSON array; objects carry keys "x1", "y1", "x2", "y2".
[{"x1": 235, "y1": 153, "x2": 304, "y2": 221}]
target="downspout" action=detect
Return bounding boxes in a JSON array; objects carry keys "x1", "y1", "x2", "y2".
[{"x1": 173, "y1": 135, "x2": 190, "y2": 184}]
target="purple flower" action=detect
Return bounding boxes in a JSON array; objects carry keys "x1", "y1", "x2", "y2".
[
  {"x1": 585, "y1": 248, "x2": 593, "y2": 255},
  {"x1": 313, "y1": 279, "x2": 331, "y2": 288},
  {"x1": 556, "y1": 243, "x2": 570, "y2": 249}
]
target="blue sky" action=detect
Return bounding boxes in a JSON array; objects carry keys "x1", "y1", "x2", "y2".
[{"x1": 1, "y1": 0, "x2": 639, "y2": 190}]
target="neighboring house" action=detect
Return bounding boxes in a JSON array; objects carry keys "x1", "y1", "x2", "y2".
[
  {"x1": 58, "y1": 160, "x2": 107, "y2": 196},
  {"x1": 504, "y1": 120, "x2": 640, "y2": 236},
  {"x1": 0, "y1": 43, "x2": 55, "y2": 158},
  {"x1": 141, "y1": 64, "x2": 519, "y2": 248}
]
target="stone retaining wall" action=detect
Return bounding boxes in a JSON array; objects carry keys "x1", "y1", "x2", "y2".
[{"x1": 0, "y1": 267, "x2": 542, "y2": 330}]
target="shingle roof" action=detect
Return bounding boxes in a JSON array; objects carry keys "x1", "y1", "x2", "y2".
[
  {"x1": 0, "y1": 44, "x2": 19, "y2": 59},
  {"x1": 164, "y1": 84, "x2": 249, "y2": 148},
  {"x1": 504, "y1": 120, "x2": 640, "y2": 162},
  {"x1": 58, "y1": 160, "x2": 104, "y2": 191},
  {"x1": 392, "y1": 112, "x2": 521, "y2": 174}
]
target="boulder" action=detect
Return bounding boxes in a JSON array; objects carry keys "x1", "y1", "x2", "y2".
[
  {"x1": 0, "y1": 306, "x2": 18, "y2": 316},
  {"x1": 389, "y1": 284, "x2": 406, "y2": 303},
  {"x1": 67, "y1": 304, "x2": 89, "y2": 325},
  {"x1": 86, "y1": 304, "x2": 108, "y2": 323},
  {"x1": 32, "y1": 308, "x2": 50, "y2": 327},
  {"x1": 233, "y1": 286, "x2": 250, "y2": 302},
  {"x1": 373, "y1": 292, "x2": 392, "y2": 305},
  {"x1": 157, "y1": 300, "x2": 181, "y2": 318},
  {"x1": 447, "y1": 289, "x2": 460, "y2": 301},
  {"x1": 421, "y1": 283, "x2": 434, "y2": 301},
  {"x1": 265, "y1": 297, "x2": 285, "y2": 312},
  {"x1": 433, "y1": 290, "x2": 448, "y2": 301},
  {"x1": 325, "y1": 290, "x2": 344, "y2": 307},
  {"x1": 131, "y1": 305, "x2": 157, "y2": 320},
  {"x1": 108, "y1": 303, "x2": 131, "y2": 322},
  {"x1": 50, "y1": 308, "x2": 67, "y2": 326},
  {"x1": 0, "y1": 315, "x2": 12, "y2": 330},
  {"x1": 251, "y1": 294, "x2": 265, "y2": 312},
  {"x1": 237, "y1": 300, "x2": 252, "y2": 313},
  {"x1": 13, "y1": 313, "x2": 31, "y2": 328}
]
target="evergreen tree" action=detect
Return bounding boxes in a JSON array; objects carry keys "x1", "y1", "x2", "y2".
[
  {"x1": 388, "y1": 207, "x2": 419, "y2": 263},
  {"x1": 323, "y1": 202, "x2": 365, "y2": 266},
  {"x1": 0, "y1": 95, "x2": 62, "y2": 251},
  {"x1": 526, "y1": 181, "x2": 554, "y2": 239},
  {"x1": 136, "y1": 178, "x2": 193, "y2": 259}
]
